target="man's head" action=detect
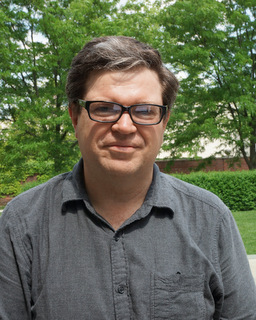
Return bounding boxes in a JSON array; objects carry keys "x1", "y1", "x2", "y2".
[
  {"x1": 67, "y1": 36, "x2": 179, "y2": 179},
  {"x1": 66, "y1": 36, "x2": 179, "y2": 113}
]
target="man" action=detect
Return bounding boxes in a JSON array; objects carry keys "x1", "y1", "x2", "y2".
[{"x1": 0, "y1": 36, "x2": 255, "y2": 319}]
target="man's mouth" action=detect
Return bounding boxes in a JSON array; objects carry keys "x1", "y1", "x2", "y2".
[{"x1": 106, "y1": 142, "x2": 138, "y2": 152}]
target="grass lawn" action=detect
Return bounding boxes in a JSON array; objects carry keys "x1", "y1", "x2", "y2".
[{"x1": 232, "y1": 210, "x2": 256, "y2": 255}]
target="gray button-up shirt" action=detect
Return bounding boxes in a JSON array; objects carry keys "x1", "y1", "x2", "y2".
[{"x1": 0, "y1": 159, "x2": 255, "y2": 319}]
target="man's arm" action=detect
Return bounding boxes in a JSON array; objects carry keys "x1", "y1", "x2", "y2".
[
  {"x1": 218, "y1": 210, "x2": 256, "y2": 319},
  {"x1": 0, "y1": 207, "x2": 31, "y2": 320}
]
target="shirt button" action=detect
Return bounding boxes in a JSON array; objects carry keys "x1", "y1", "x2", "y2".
[{"x1": 116, "y1": 284, "x2": 125, "y2": 294}]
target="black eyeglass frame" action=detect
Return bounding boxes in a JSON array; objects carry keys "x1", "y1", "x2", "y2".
[{"x1": 77, "y1": 99, "x2": 168, "y2": 125}]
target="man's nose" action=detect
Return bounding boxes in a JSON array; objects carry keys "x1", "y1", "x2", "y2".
[{"x1": 111, "y1": 112, "x2": 137, "y2": 134}]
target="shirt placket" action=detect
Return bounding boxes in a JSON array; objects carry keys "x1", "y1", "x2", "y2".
[{"x1": 111, "y1": 233, "x2": 131, "y2": 320}]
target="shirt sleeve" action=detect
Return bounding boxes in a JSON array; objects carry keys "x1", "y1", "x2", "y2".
[
  {"x1": 0, "y1": 205, "x2": 32, "y2": 320},
  {"x1": 218, "y1": 209, "x2": 256, "y2": 319}
]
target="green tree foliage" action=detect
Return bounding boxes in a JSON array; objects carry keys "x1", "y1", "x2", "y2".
[
  {"x1": 0, "y1": 0, "x2": 120, "y2": 179},
  {"x1": 114, "y1": 0, "x2": 161, "y2": 45},
  {"x1": 2, "y1": 0, "x2": 256, "y2": 187},
  {"x1": 158, "y1": 0, "x2": 256, "y2": 169}
]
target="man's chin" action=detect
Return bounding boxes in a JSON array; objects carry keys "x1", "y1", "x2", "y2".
[{"x1": 103, "y1": 159, "x2": 143, "y2": 177}]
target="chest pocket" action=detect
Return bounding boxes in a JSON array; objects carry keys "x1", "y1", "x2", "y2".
[{"x1": 151, "y1": 273, "x2": 205, "y2": 320}]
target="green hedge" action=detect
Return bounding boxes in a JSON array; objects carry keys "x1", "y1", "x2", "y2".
[
  {"x1": 0, "y1": 170, "x2": 52, "y2": 199},
  {"x1": 0, "y1": 174, "x2": 50, "y2": 198},
  {"x1": 0, "y1": 160, "x2": 57, "y2": 198},
  {"x1": 173, "y1": 170, "x2": 256, "y2": 211}
]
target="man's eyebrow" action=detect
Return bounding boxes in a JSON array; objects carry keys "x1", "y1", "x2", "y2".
[{"x1": 85, "y1": 99, "x2": 163, "y2": 105}]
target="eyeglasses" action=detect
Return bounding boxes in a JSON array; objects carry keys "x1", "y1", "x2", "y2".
[{"x1": 77, "y1": 100, "x2": 167, "y2": 125}]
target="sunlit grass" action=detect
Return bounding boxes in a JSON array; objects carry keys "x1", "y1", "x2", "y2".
[{"x1": 233, "y1": 210, "x2": 256, "y2": 255}]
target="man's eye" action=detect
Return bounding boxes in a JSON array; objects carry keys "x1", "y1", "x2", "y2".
[
  {"x1": 133, "y1": 105, "x2": 157, "y2": 117},
  {"x1": 134, "y1": 106, "x2": 150, "y2": 113},
  {"x1": 92, "y1": 104, "x2": 116, "y2": 114},
  {"x1": 96, "y1": 106, "x2": 112, "y2": 113}
]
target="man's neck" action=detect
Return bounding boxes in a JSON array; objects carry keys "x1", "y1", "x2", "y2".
[{"x1": 83, "y1": 164, "x2": 154, "y2": 230}]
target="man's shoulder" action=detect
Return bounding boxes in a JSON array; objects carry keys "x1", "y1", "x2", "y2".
[
  {"x1": 157, "y1": 172, "x2": 232, "y2": 248},
  {"x1": 14, "y1": 172, "x2": 69, "y2": 204},
  {"x1": 158, "y1": 171, "x2": 228, "y2": 213},
  {"x1": 1, "y1": 172, "x2": 71, "y2": 225}
]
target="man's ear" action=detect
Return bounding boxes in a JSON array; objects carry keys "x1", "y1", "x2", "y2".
[
  {"x1": 69, "y1": 104, "x2": 78, "y2": 130},
  {"x1": 163, "y1": 109, "x2": 170, "y2": 130}
]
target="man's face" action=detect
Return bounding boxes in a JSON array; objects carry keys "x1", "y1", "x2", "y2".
[{"x1": 69, "y1": 67, "x2": 169, "y2": 177}]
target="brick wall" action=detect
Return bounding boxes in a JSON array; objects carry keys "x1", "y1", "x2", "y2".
[{"x1": 156, "y1": 157, "x2": 249, "y2": 174}]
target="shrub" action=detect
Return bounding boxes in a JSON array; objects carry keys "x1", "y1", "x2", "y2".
[
  {"x1": 173, "y1": 170, "x2": 256, "y2": 211},
  {"x1": 0, "y1": 168, "x2": 53, "y2": 198},
  {"x1": 0, "y1": 171, "x2": 22, "y2": 197}
]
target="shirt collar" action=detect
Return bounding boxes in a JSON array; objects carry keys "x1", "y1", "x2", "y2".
[
  {"x1": 62, "y1": 158, "x2": 89, "y2": 205},
  {"x1": 146, "y1": 164, "x2": 175, "y2": 209},
  {"x1": 61, "y1": 159, "x2": 174, "y2": 216}
]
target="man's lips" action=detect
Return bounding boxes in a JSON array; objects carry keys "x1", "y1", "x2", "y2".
[
  {"x1": 105, "y1": 142, "x2": 139, "y2": 151},
  {"x1": 108, "y1": 143, "x2": 136, "y2": 147}
]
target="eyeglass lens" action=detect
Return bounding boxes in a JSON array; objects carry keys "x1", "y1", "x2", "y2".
[{"x1": 89, "y1": 101, "x2": 163, "y2": 124}]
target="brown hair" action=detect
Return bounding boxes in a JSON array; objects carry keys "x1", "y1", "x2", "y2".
[{"x1": 66, "y1": 36, "x2": 179, "y2": 112}]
